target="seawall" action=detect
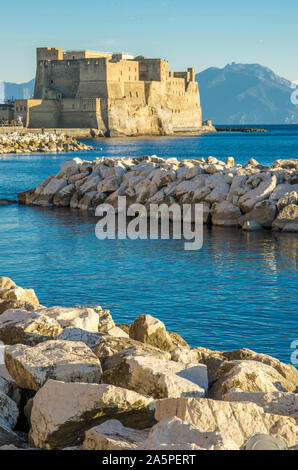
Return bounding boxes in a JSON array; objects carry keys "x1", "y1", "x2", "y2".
[{"x1": 17, "y1": 155, "x2": 298, "y2": 233}]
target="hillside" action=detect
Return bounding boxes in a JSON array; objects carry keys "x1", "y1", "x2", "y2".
[
  {"x1": 196, "y1": 63, "x2": 298, "y2": 124},
  {"x1": 0, "y1": 79, "x2": 35, "y2": 102}
]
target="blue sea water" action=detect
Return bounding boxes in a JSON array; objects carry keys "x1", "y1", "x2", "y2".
[{"x1": 0, "y1": 125, "x2": 297, "y2": 364}]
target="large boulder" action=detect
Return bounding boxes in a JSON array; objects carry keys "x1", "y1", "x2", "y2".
[
  {"x1": 129, "y1": 314, "x2": 174, "y2": 352},
  {"x1": 269, "y1": 183, "x2": 298, "y2": 201},
  {"x1": 223, "y1": 348, "x2": 298, "y2": 389},
  {"x1": 155, "y1": 398, "x2": 298, "y2": 448},
  {"x1": 0, "y1": 278, "x2": 16, "y2": 290},
  {"x1": 94, "y1": 336, "x2": 171, "y2": 366},
  {"x1": 238, "y1": 199, "x2": 277, "y2": 228},
  {"x1": 83, "y1": 420, "x2": 149, "y2": 450},
  {"x1": 0, "y1": 309, "x2": 63, "y2": 346},
  {"x1": 223, "y1": 391, "x2": 298, "y2": 424},
  {"x1": 35, "y1": 305, "x2": 114, "y2": 333},
  {"x1": 210, "y1": 360, "x2": 298, "y2": 400},
  {"x1": 53, "y1": 184, "x2": 75, "y2": 207},
  {"x1": 272, "y1": 204, "x2": 298, "y2": 230},
  {"x1": 102, "y1": 355, "x2": 208, "y2": 399},
  {"x1": 211, "y1": 201, "x2": 241, "y2": 226},
  {"x1": 238, "y1": 175, "x2": 277, "y2": 213},
  {"x1": 272, "y1": 159, "x2": 298, "y2": 170},
  {"x1": 139, "y1": 417, "x2": 239, "y2": 450},
  {"x1": 29, "y1": 380, "x2": 155, "y2": 449},
  {"x1": 0, "y1": 390, "x2": 22, "y2": 447},
  {"x1": 192, "y1": 347, "x2": 226, "y2": 384},
  {"x1": 56, "y1": 328, "x2": 103, "y2": 351},
  {"x1": 5, "y1": 340, "x2": 102, "y2": 391},
  {"x1": 0, "y1": 285, "x2": 39, "y2": 307}
]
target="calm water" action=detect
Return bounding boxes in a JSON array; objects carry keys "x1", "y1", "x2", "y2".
[{"x1": 0, "y1": 125, "x2": 297, "y2": 364}]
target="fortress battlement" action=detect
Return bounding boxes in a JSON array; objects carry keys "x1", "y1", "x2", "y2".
[{"x1": 15, "y1": 47, "x2": 203, "y2": 136}]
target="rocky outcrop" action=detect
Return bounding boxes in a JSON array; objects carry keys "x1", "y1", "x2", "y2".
[
  {"x1": 18, "y1": 156, "x2": 298, "y2": 232},
  {"x1": 0, "y1": 309, "x2": 63, "y2": 346},
  {"x1": 0, "y1": 133, "x2": 94, "y2": 154},
  {"x1": 34, "y1": 305, "x2": 114, "y2": 333},
  {"x1": 0, "y1": 391, "x2": 20, "y2": 446},
  {"x1": 0, "y1": 278, "x2": 40, "y2": 315},
  {"x1": 209, "y1": 360, "x2": 298, "y2": 400},
  {"x1": 0, "y1": 277, "x2": 297, "y2": 451},
  {"x1": 94, "y1": 335, "x2": 171, "y2": 365},
  {"x1": 102, "y1": 355, "x2": 208, "y2": 399},
  {"x1": 223, "y1": 391, "x2": 298, "y2": 424},
  {"x1": 139, "y1": 417, "x2": 239, "y2": 450},
  {"x1": 155, "y1": 398, "x2": 298, "y2": 448},
  {"x1": 5, "y1": 341, "x2": 102, "y2": 391},
  {"x1": 129, "y1": 314, "x2": 174, "y2": 352},
  {"x1": 83, "y1": 420, "x2": 149, "y2": 450},
  {"x1": 29, "y1": 380, "x2": 155, "y2": 449}
]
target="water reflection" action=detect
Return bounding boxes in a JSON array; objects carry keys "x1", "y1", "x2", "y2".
[{"x1": 0, "y1": 203, "x2": 297, "y2": 363}]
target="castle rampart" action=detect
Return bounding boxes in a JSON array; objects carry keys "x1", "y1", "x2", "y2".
[{"x1": 15, "y1": 48, "x2": 204, "y2": 136}]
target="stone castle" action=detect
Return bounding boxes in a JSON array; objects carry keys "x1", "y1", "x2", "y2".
[{"x1": 15, "y1": 47, "x2": 205, "y2": 136}]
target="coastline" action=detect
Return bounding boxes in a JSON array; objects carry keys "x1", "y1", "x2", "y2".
[
  {"x1": 0, "y1": 277, "x2": 297, "y2": 450},
  {"x1": 0, "y1": 126, "x2": 217, "y2": 140}
]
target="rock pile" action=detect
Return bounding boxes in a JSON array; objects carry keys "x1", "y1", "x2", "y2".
[
  {"x1": 0, "y1": 133, "x2": 94, "y2": 154},
  {"x1": 0, "y1": 277, "x2": 297, "y2": 450},
  {"x1": 18, "y1": 155, "x2": 298, "y2": 232}
]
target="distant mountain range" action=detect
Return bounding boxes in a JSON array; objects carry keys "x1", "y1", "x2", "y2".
[
  {"x1": 1, "y1": 64, "x2": 298, "y2": 124},
  {"x1": 0, "y1": 79, "x2": 35, "y2": 102},
  {"x1": 196, "y1": 63, "x2": 298, "y2": 124}
]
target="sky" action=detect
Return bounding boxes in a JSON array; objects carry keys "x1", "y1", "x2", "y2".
[{"x1": 1, "y1": 0, "x2": 298, "y2": 83}]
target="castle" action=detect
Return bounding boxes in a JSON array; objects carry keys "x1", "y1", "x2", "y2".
[{"x1": 15, "y1": 47, "x2": 204, "y2": 136}]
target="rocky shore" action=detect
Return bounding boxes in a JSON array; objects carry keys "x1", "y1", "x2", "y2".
[
  {"x1": 216, "y1": 128, "x2": 267, "y2": 133},
  {"x1": 18, "y1": 155, "x2": 298, "y2": 232},
  {"x1": 0, "y1": 277, "x2": 297, "y2": 450},
  {"x1": 0, "y1": 133, "x2": 94, "y2": 154}
]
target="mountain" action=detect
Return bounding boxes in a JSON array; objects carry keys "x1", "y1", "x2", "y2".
[
  {"x1": 0, "y1": 79, "x2": 35, "y2": 102},
  {"x1": 196, "y1": 63, "x2": 298, "y2": 124}
]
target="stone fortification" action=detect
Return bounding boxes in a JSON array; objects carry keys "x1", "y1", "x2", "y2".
[{"x1": 14, "y1": 47, "x2": 210, "y2": 137}]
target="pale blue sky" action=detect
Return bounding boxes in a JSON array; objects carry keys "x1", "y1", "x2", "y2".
[{"x1": 1, "y1": 0, "x2": 297, "y2": 83}]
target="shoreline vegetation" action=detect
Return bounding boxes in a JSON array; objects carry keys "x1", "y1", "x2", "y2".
[
  {"x1": 17, "y1": 153, "x2": 298, "y2": 233},
  {"x1": 0, "y1": 277, "x2": 297, "y2": 450}
]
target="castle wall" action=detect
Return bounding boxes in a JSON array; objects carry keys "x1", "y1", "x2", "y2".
[
  {"x1": 58, "y1": 98, "x2": 104, "y2": 129},
  {"x1": 76, "y1": 59, "x2": 108, "y2": 98},
  {"x1": 64, "y1": 50, "x2": 112, "y2": 60},
  {"x1": 15, "y1": 99, "x2": 57, "y2": 128},
  {"x1": 34, "y1": 60, "x2": 81, "y2": 99},
  {"x1": 36, "y1": 48, "x2": 63, "y2": 61}
]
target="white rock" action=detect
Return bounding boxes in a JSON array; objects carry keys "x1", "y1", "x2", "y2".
[
  {"x1": 139, "y1": 417, "x2": 239, "y2": 450},
  {"x1": 29, "y1": 380, "x2": 155, "y2": 449},
  {"x1": 0, "y1": 309, "x2": 63, "y2": 346},
  {"x1": 212, "y1": 201, "x2": 242, "y2": 226},
  {"x1": 129, "y1": 314, "x2": 174, "y2": 352},
  {"x1": 83, "y1": 420, "x2": 149, "y2": 450},
  {"x1": 238, "y1": 175, "x2": 277, "y2": 213},
  {"x1": 35, "y1": 305, "x2": 113, "y2": 333},
  {"x1": 5, "y1": 340, "x2": 102, "y2": 391},
  {"x1": 102, "y1": 355, "x2": 208, "y2": 399},
  {"x1": 56, "y1": 328, "x2": 103, "y2": 350},
  {"x1": 155, "y1": 397, "x2": 298, "y2": 448},
  {"x1": 223, "y1": 391, "x2": 298, "y2": 424}
]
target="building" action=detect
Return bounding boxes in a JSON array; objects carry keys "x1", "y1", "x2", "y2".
[
  {"x1": 15, "y1": 47, "x2": 203, "y2": 136},
  {"x1": 0, "y1": 101, "x2": 15, "y2": 122}
]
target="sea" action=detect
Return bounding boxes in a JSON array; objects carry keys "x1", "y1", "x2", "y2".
[{"x1": 0, "y1": 125, "x2": 297, "y2": 364}]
